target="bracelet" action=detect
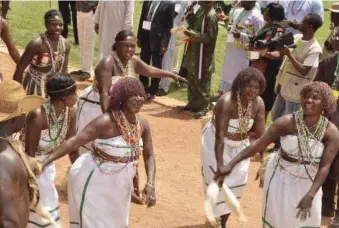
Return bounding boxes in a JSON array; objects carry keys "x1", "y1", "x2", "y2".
[{"x1": 146, "y1": 182, "x2": 155, "y2": 188}]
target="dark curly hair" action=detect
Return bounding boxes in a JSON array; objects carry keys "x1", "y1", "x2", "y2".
[
  {"x1": 46, "y1": 73, "x2": 76, "y2": 100},
  {"x1": 109, "y1": 77, "x2": 146, "y2": 111},
  {"x1": 112, "y1": 30, "x2": 135, "y2": 51},
  {"x1": 265, "y1": 3, "x2": 285, "y2": 22},
  {"x1": 300, "y1": 82, "x2": 336, "y2": 118},
  {"x1": 231, "y1": 67, "x2": 266, "y2": 100}
]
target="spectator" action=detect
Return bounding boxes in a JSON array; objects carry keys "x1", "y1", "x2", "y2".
[
  {"x1": 157, "y1": 1, "x2": 190, "y2": 97},
  {"x1": 70, "y1": 1, "x2": 98, "y2": 81},
  {"x1": 58, "y1": 1, "x2": 78, "y2": 44},
  {"x1": 219, "y1": 1, "x2": 264, "y2": 94},
  {"x1": 259, "y1": 0, "x2": 288, "y2": 13},
  {"x1": 271, "y1": 13, "x2": 323, "y2": 122},
  {"x1": 285, "y1": 0, "x2": 324, "y2": 35},
  {"x1": 250, "y1": 3, "x2": 285, "y2": 121},
  {"x1": 94, "y1": 1, "x2": 134, "y2": 60},
  {"x1": 137, "y1": 0, "x2": 175, "y2": 100},
  {"x1": 177, "y1": 1, "x2": 218, "y2": 118},
  {"x1": 323, "y1": 2, "x2": 339, "y2": 60}
]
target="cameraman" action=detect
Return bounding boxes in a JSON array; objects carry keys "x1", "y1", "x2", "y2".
[
  {"x1": 250, "y1": 3, "x2": 285, "y2": 121},
  {"x1": 271, "y1": 13, "x2": 322, "y2": 122}
]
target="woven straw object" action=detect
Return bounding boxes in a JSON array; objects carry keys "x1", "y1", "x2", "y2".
[{"x1": 0, "y1": 80, "x2": 45, "y2": 122}]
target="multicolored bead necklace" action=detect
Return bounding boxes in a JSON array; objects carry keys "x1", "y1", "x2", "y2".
[{"x1": 294, "y1": 110, "x2": 327, "y2": 165}]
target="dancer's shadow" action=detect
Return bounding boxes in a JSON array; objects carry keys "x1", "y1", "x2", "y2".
[{"x1": 143, "y1": 105, "x2": 196, "y2": 121}]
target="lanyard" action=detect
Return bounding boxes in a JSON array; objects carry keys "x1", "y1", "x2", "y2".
[
  {"x1": 147, "y1": 1, "x2": 160, "y2": 21},
  {"x1": 290, "y1": 1, "x2": 306, "y2": 16}
]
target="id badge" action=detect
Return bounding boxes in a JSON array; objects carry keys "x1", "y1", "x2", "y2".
[
  {"x1": 142, "y1": 21, "x2": 151, "y2": 31},
  {"x1": 249, "y1": 51, "x2": 259, "y2": 60}
]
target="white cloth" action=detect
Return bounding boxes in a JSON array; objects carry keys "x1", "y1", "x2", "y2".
[
  {"x1": 201, "y1": 120, "x2": 250, "y2": 216},
  {"x1": 68, "y1": 136, "x2": 141, "y2": 227},
  {"x1": 262, "y1": 135, "x2": 324, "y2": 228},
  {"x1": 285, "y1": 0, "x2": 324, "y2": 35},
  {"x1": 27, "y1": 160, "x2": 60, "y2": 227},
  {"x1": 94, "y1": 1, "x2": 135, "y2": 60},
  {"x1": 76, "y1": 86, "x2": 102, "y2": 154},
  {"x1": 220, "y1": 7, "x2": 264, "y2": 92},
  {"x1": 77, "y1": 11, "x2": 95, "y2": 74},
  {"x1": 159, "y1": 1, "x2": 189, "y2": 92},
  {"x1": 303, "y1": 52, "x2": 320, "y2": 67}
]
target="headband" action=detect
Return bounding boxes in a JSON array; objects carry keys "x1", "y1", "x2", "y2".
[
  {"x1": 45, "y1": 15, "x2": 63, "y2": 22},
  {"x1": 48, "y1": 83, "x2": 76, "y2": 94}
]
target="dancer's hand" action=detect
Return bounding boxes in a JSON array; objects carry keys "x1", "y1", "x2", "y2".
[
  {"x1": 142, "y1": 184, "x2": 156, "y2": 208},
  {"x1": 296, "y1": 195, "x2": 313, "y2": 221},
  {"x1": 171, "y1": 74, "x2": 187, "y2": 83},
  {"x1": 131, "y1": 190, "x2": 145, "y2": 205}
]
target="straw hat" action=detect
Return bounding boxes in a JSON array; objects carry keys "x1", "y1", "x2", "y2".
[
  {"x1": 0, "y1": 80, "x2": 45, "y2": 122},
  {"x1": 328, "y1": 3, "x2": 339, "y2": 13}
]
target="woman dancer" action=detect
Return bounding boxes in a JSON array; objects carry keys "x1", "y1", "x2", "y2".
[
  {"x1": 42, "y1": 77, "x2": 156, "y2": 227},
  {"x1": 250, "y1": 3, "x2": 285, "y2": 120},
  {"x1": 216, "y1": 82, "x2": 339, "y2": 228},
  {"x1": 201, "y1": 67, "x2": 266, "y2": 227},
  {"x1": 13, "y1": 9, "x2": 70, "y2": 97},
  {"x1": 77, "y1": 30, "x2": 186, "y2": 133},
  {"x1": 22, "y1": 73, "x2": 78, "y2": 227}
]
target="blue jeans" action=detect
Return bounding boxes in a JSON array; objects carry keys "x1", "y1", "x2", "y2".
[{"x1": 271, "y1": 93, "x2": 300, "y2": 122}]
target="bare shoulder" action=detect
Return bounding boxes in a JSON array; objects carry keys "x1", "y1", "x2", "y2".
[
  {"x1": 269, "y1": 113, "x2": 294, "y2": 133},
  {"x1": 215, "y1": 92, "x2": 233, "y2": 112},
  {"x1": 324, "y1": 121, "x2": 339, "y2": 142},
  {"x1": 0, "y1": 146, "x2": 26, "y2": 180},
  {"x1": 139, "y1": 115, "x2": 150, "y2": 132},
  {"x1": 95, "y1": 55, "x2": 114, "y2": 73},
  {"x1": 26, "y1": 106, "x2": 45, "y2": 125}
]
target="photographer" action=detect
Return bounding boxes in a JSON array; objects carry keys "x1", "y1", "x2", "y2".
[
  {"x1": 250, "y1": 3, "x2": 285, "y2": 120},
  {"x1": 271, "y1": 13, "x2": 322, "y2": 122}
]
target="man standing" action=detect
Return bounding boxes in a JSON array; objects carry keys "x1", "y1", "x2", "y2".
[
  {"x1": 0, "y1": 81, "x2": 44, "y2": 227},
  {"x1": 322, "y1": 2, "x2": 339, "y2": 60},
  {"x1": 58, "y1": 1, "x2": 78, "y2": 44},
  {"x1": 94, "y1": 1, "x2": 134, "y2": 60},
  {"x1": 177, "y1": 1, "x2": 218, "y2": 118},
  {"x1": 137, "y1": 0, "x2": 175, "y2": 100},
  {"x1": 70, "y1": 1, "x2": 98, "y2": 81},
  {"x1": 285, "y1": 0, "x2": 324, "y2": 35},
  {"x1": 271, "y1": 13, "x2": 323, "y2": 121},
  {"x1": 157, "y1": 0, "x2": 191, "y2": 96},
  {"x1": 219, "y1": 0, "x2": 264, "y2": 94}
]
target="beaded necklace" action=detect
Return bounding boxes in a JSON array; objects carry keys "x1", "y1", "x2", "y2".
[
  {"x1": 42, "y1": 32, "x2": 61, "y2": 73},
  {"x1": 92, "y1": 111, "x2": 142, "y2": 175},
  {"x1": 294, "y1": 110, "x2": 327, "y2": 165},
  {"x1": 43, "y1": 100, "x2": 70, "y2": 153},
  {"x1": 112, "y1": 51, "x2": 132, "y2": 77}
]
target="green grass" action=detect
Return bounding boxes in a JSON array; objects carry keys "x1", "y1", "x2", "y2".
[{"x1": 6, "y1": 1, "x2": 332, "y2": 103}]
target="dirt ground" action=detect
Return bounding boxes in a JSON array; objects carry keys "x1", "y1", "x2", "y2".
[{"x1": 0, "y1": 51, "x2": 332, "y2": 227}]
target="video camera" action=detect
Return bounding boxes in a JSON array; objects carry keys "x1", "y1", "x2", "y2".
[{"x1": 253, "y1": 32, "x2": 296, "y2": 51}]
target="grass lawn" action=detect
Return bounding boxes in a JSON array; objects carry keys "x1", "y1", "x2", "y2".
[{"x1": 5, "y1": 1, "x2": 332, "y2": 103}]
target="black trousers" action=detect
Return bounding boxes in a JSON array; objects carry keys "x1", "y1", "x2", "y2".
[
  {"x1": 322, "y1": 153, "x2": 339, "y2": 217},
  {"x1": 139, "y1": 34, "x2": 163, "y2": 95},
  {"x1": 58, "y1": 1, "x2": 78, "y2": 44}
]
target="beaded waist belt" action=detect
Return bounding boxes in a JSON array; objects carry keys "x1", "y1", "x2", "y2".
[
  {"x1": 92, "y1": 145, "x2": 139, "y2": 163},
  {"x1": 281, "y1": 150, "x2": 311, "y2": 165}
]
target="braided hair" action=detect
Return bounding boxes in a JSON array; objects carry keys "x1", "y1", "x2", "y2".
[{"x1": 46, "y1": 73, "x2": 76, "y2": 100}]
